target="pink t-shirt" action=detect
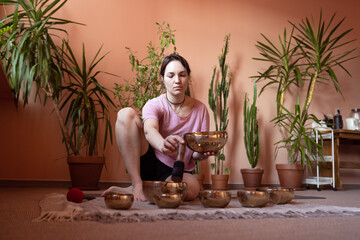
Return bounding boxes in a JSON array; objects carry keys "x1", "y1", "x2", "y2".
[{"x1": 142, "y1": 94, "x2": 209, "y2": 171}]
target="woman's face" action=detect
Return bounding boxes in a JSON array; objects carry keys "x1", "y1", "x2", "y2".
[{"x1": 162, "y1": 60, "x2": 189, "y2": 96}]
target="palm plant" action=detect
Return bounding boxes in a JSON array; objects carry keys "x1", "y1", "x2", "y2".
[
  {"x1": 253, "y1": 11, "x2": 357, "y2": 167},
  {"x1": 0, "y1": 1, "x2": 115, "y2": 156},
  {"x1": 0, "y1": 0, "x2": 78, "y2": 153},
  {"x1": 0, "y1": 0, "x2": 77, "y2": 105},
  {"x1": 60, "y1": 41, "x2": 116, "y2": 156},
  {"x1": 208, "y1": 34, "x2": 231, "y2": 175},
  {"x1": 243, "y1": 81, "x2": 259, "y2": 168},
  {"x1": 273, "y1": 96, "x2": 324, "y2": 169}
]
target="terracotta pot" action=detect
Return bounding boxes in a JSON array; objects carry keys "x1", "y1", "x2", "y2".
[
  {"x1": 67, "y1": 155, "x2": 105, "y2": 190},
  {"x1": 211, "y1": 174, "x2": 229, "y2": 190},
  {"x1": 276, "y1": 164, "x2": 304, "y2": 189},
  {"x1": 241, "y1": 168, "x2": 264, "y2": 189}
]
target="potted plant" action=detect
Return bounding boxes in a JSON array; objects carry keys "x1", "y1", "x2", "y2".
[
  {"x1": 241, "y1": 81, "x2": 263, "y2": 189},
  {"x1": 253, "y1": 11, "x2": 356, "y2": 188},
  {"x1": 208, "y1": 34, "x2": 231, "y2": 190},
  {"x1": 60, "y1": 41, "x2": 116, "y2": 189},
  {"x1": 0, "y1": 0, "x2": 115, "y2": 189}
]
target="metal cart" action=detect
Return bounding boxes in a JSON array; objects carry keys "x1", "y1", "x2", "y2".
[{"x1": 304, "y1": 127, "x2": 336, "y2": 191}]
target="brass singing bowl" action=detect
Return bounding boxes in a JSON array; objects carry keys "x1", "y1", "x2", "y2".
[
  {"x1": 258, "y1": 187, "x2": 294, "y2": 204},
  {"x1": 154, "y1": 193, "x2": 182, "y2": 209},
  {"x1": 104, "y1": 193, "x2": 134, "y2": 210},
  {"x1": 199, "y1": 190, "x2": 231, "y2": 208},
  {"x1": 143, "y1": 181, "x2": 187, "y2": 203},
  {"x1": 237, "y1": 190, "x2": 269, "y2": 208},
  {"x1": 184, "y1": 131, "x2": 228, "y2": 153}
]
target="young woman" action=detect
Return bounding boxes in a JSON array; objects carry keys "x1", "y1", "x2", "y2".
[{"x1": 103, "y1": 54, "x2": 214, "y2": 201}]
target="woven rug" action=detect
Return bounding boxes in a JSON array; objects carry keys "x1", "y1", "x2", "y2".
[{"x1": 35, "y1": 193, "x2": 360, "y2": 223}]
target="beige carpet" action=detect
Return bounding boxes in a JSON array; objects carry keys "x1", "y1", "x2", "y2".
[{"x1": 35, "y1": 193, "x2": 360, "y2": 223}]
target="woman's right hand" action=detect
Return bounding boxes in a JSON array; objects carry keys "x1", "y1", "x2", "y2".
[{"x1": 159, "y1": 135, "x2": 185, "y2": 155}]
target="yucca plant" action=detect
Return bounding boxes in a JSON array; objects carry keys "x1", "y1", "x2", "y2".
[
  {"x1": 208, "y1": 34, "x2": 231, "y2": 175},
  {"x1": 60, "y1": 41, "x2": 116, "y2": 156},
  {"x1": 253, "y1": 10, "x2": 357, "y2": 167},
  {"x1": 243, "y1": 81, "x2": 259, "y2": 168},
  {"x1": 0, "y1": 0, "x2": 78, "y2": 105},
  {"x1": 0, "y1": 1, "x2": 115, "y2": 156},
  {"x1": 273, "y1": 96, "x2": 324, "y2": 170},
  {"x1": 0, "y1": 0, "x2": 78, "y2": 153}
]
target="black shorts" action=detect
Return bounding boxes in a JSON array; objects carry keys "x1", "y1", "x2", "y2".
[{"x1": 140, "y1": 146, "x2": 192, "y2": 181}]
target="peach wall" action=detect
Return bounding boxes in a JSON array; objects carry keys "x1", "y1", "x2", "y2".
[{"x1": 1, "y1": 0, "x2": 360, "y2": 185}]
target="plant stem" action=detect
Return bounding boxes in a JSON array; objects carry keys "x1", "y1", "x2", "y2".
[
  {"x1": 42, "y1": 85, "x2": 78, "y2": 156},
  {"x1": 305, "y1": 71, "x2": 318, "y2": 110}
]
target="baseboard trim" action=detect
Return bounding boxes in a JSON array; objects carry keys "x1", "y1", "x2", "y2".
[
  {"x1": 1, "y1": 180, "x2": 359, "y2": 190},
  {"x1": 0, "y1": 180, "x2": 130, "y2": 189}
]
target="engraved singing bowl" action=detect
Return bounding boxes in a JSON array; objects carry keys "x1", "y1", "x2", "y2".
[
  {"x1": 237, "y1": 190, "x2": 269, "y2": 208},
  {"x1": 104, "y1": 193, "x2": 134, "y2": 210},
  {"x1": 184, "y1": 131, "x2": 228, "y2": 153},
  {"x1": 143, "y1": 181, "x2": 187, "y2": 204},
  {"x1": 153, "y1": 193, "x2": 182, "y2": 209},
  {"x1": 199, "y1": 190, "x2": 231, "y2": 208},
  {"x1": 258, "y1": 187, "x2": 294, "y2": 204}
]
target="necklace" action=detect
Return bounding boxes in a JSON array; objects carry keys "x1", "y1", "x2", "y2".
[{"x1": 166, "y1": 93, "x2": 185, "y2": 113}]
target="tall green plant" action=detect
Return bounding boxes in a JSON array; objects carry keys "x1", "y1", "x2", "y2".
[
  {"x1": 60, "y1": 41, "x2": 116, "y2": 156},
  {"x1": 0, "y1": 1, "x2": 115, "y2": 157},
  {"x1": 114, "y1": 22, "x2": 177, "y2": 115},
  {"x1": 0, "y1": 0, "x2": 79, "y2": 105},
  {"x1": 243, "y1": 81, "x2": 259, "y2": 168},
  {"x1": 253, "y1": 11, "x2": 357, "y2": 166},
  {"x1": 273, "y1": 96, "x2": 323, "y2": 170},
  {"x1": 0, "y1": 0, "x2": 82, "y2": 155},
  {"x1": 208, "y1": 34, "x2": 232, "y2": 175}
]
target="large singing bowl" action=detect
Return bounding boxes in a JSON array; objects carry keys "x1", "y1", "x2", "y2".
[{"x1": 184, "y1": 131, "x2": 228, "y2": 153}]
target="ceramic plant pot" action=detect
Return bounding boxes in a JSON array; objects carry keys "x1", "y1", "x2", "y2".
[
  {"x1": 241, "y1": 168, "x2": 264, "y2": 190},
  {"x1": 67, "y1": 155, "x2": 105, "y2": 190},
  {"x1": 276, "y1": 164, "x2": 304, "y2": 190},
  {"x1": 211, "y1": 174, "x2": 229, "y2": 190}
]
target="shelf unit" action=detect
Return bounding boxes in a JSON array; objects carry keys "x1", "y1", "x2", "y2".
[{"x1": 303, "y1": 127, "x2": 336, "y2": 191}]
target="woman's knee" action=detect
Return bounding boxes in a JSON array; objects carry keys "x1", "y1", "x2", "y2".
[
  {"x1": 117, "y1": 107, "x2": 140, "y2": 126},
  {"x1": 183, "y1": 173, "x2": 200, "y2": 201}
]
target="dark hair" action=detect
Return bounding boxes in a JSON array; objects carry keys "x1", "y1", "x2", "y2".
[{"x1": 160, "y1": 53, "x2": 191, "y2": 77}]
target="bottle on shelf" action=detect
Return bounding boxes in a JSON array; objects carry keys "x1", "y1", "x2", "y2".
[{"x1": 333, "y1": 108, "x2": 343, "y2": 129}]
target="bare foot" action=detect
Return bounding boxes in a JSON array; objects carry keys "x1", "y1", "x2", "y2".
[
  {"x1": 101, "y1": 186, "x2": 132, "y2": 196},
  {"x1": 101, "y1": 185, "x2": 147, "y2": 201},
  {"x1": 132, "y1": 183, "x2": 147, "y2": 202}
]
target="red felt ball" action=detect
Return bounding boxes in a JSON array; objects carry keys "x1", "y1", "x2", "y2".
[{"x1": 67, "y1": 188, "x2": 84, "y2": 203}]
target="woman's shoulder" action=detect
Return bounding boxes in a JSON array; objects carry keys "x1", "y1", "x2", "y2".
[
  {"x1": 142, "y1": 94, "x2": 167, "y2": 117},
  {"x1": 144, "y1": 94, "x2": 165, "y2": 107}
]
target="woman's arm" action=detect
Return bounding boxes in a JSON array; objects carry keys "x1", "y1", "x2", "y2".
[{"x1": 144, "y1": 118, "x2": 184, "y2": 155}]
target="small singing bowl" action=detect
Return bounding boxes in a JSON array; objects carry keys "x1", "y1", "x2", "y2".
[
  {"x1": 161, "y1": 182, "x2": 188, "y2": 201},
  {"x1": 143, "y1": 181, "x2": 188, "y2": 203},
  {"x1": 184, "y1": 131, "x2": 228, "y2": 153},
  {"x1": 258, "y1": 187, "x2": 294, "y2": 204},
  {"x1": 237, "y1": 190, "x2": 269, "y2": 208},
  {"x1": 199, "y1": 190, "x2": 231, "y2": 208},
  {"x1": 143, "y1": 181, "x2": 165, "y2": 203},
  {"x1": 104, "y1": 193, "x2": 134, "y2": 210},
  {"x1": 153, "y1": 193, "x2": 182, "y2": 209}
]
